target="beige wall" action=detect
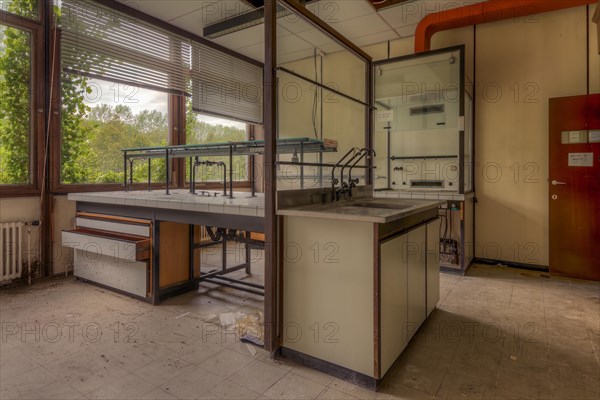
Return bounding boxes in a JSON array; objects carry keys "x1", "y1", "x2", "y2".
[
  {"x1": 474, "y1": 6, "x2": 592, "y2": 266},
  {"x1": 52, "y1": 196, "x2": 76, "y2": 275},
  {"x1": 0, "y1": 195, "x2": 74, "y2": 277},
  {"x1": 365, "y1": 5, "x2": 596, "y2": 267}
]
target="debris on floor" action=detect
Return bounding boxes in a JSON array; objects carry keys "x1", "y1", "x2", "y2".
[{"x1": 236, "y1": 310, "x2": 264, "y2": 347}]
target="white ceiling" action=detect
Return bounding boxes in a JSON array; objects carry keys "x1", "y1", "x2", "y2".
[{"x1": 117, "y1": 0, "x2": 485, "y2": 62}]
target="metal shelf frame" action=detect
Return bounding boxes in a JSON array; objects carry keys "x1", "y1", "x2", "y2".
[{"x1": 122, "y1": 137, "x2": 337, "y2": 197}]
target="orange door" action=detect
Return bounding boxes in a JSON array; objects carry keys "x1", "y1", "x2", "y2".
[{"x1": 549, "y1": 94, "x2": 600, "y2": 281}]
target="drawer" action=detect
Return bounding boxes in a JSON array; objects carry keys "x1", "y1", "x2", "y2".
[
  {"x1": 76, "y1": 212, "x2": 151, "y2": 237},
  {"x1": 76, "y1": 217, "x2": 150, "y2": 238},
  {"x1": 74, "y1": 250, "x2": 148, "y2": 298},
  {"x1": 62, "y1": 228, "x2": 150, "y2": 261}
]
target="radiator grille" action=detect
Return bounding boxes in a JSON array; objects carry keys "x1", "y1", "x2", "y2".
[{"x1": 1, "y1": 222, "x2": 23, "y2": 282}]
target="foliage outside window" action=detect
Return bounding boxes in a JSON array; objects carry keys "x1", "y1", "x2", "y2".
[
  {"x1": 0, "y1": 22, "x2": 32, "y2": 185},
  {"x1": 60, "y1": 76, "x2": 169, "y2": 184},
  {"x1": 186, "y1": 99, "x2": 248, "y2": 183},
  {"x1": 0, "y1": 0, "x2": 38, "y2": 20}
]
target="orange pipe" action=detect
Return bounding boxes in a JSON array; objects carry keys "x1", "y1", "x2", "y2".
[{"x1": 415, "y1": 0, "x2": 596, "y2": 53}]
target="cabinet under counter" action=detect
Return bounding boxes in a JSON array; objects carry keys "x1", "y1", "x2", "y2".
[{"x1": 278, "y1": 190, "x2": 442, "y2": 390}]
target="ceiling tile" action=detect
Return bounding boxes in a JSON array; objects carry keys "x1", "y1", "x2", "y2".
[
  {"x1": 307, "y1": 0, "x2": 375, "y2": 26},
  {"x1": 211, "y1": 24, "x2": 265, "y2": 50},
  {"x1": 334, "y1": 13, "x2": 391, "y2": 39},
  {"x1": 117, "y1": 0, "x2": 203, "y2": 22},
  {"x1": 351, "y1": 29, "x2": 400, "y2": 47}
]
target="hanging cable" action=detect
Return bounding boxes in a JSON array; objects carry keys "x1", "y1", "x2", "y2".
[{"x1": 312, "y1": 48, "x2": 318, "y2": 139}]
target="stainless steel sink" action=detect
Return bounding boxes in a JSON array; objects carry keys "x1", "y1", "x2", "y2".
[{"x1": 342, "y1": 202, "x2": 413, "y2": 210}]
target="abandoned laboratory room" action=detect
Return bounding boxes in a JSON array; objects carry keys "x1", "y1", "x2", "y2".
[{"x1": 0, "y1": 0, "x2": 599, "y2": 398}]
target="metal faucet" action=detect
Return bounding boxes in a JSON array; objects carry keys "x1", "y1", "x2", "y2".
[
  {"x1": 348, "y1": 149, "x2": 376, "y2": 196},
  {"x1": 331, "y1": 148, "x2": 359, "y2": 201},
  {"x1": 338, "y1": 149, "x2": 368, "y2": 200},
  {"x1": 193, "y1": 159, "x2": 228, "y2": 197}
]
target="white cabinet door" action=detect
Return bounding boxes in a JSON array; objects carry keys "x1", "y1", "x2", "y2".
[
  {"x1": 426, "y1": 218, "x2": 441, "y2": 316},
  {"x1": 380, "y1": 233, "x2": 408, "y2": 376},
  {"x1": 407, "y1": 225, "x2": 426, "y2": 339}
]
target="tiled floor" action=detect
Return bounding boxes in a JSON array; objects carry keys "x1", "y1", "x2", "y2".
[{"x1": 0, "y1": 262, "x2": 598, "y2": 399}]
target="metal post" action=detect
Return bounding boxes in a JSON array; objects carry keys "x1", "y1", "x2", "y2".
[
  {"x1": 300, "y1": 141, "x2": 305, "y2": 189},
  {"x1": 264, "y1": 0, "x2": 278, "y2": 354},
  {"x1": 250, "y1": 155, "x2": 256, "y2": 197},
  {"x1": 129, "y1": 159, "x2": 134, "y2": 189},
  {"x1": 123, "y1": 151, "x2": 128, "y2": 191},
  {"x1": 165, "y1": 149, "x2": 170, "y2": 195},
  {"x1": 245, "y1": 231, "x2": 251, "y2": 275},
  {"x1": 189, "y1": 157, "x2": 194, "y2": 194},
  {"x1": 222, "y1": 163, "x2": 228, "y2": 197},
  {"x1": 222, "y1": 238, "x2": 227, "y2": 271},
  {"x1": 148, "y1": 158, "x2": 152, "y2": 191},
  {"x1": 229, "y1": 145, "x2": 234, "y2": 199}
]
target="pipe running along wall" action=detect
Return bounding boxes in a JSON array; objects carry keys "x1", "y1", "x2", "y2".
[{"x1": 414, "y1": 0, "x2": 597, "y2": 53}]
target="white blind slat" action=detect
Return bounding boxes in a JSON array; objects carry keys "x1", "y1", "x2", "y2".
[{"x1": 60, "y1": 0, "x2": 263, "y2": 123}]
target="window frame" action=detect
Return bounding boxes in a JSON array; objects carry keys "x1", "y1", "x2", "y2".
[
  {"x1": 49, "y1": 1, "x2": 253, "y2": 194},
  {"x1": 0, "y1": 5, "x2": 45, "y2": 197}
]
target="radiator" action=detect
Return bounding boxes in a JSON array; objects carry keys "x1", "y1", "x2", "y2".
[{"x1": 0, "y1": 222, "x2": 23, "y2": 282}]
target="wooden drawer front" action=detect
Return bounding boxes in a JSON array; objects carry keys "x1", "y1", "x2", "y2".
[
  {"x1": 74, "y1": 250, "x2": 147, "y2": 298},
  {"x1": 76, "y1": 217, "x2": 150, "y2": 238},
  {"x1": 62, "y1": 229, "x2": 150, "y2": 261}
]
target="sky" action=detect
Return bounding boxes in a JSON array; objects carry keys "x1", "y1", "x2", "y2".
[{"x1": 84, "y1": 78, "x2": 247, "y2": 130}]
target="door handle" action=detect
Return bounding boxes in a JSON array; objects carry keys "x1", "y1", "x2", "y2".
[{"x1": 551, "y1": 180, "x2": 567, "y2": 186}]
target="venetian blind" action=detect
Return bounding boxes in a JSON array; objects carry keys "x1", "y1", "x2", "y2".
[
  {"x1": 60, "y1": 0, "x2": 263, "y2": 124},
  {"x1": 60, "y1": 0, "x2": 191, "y2": 95},
  {"x1": 190, "y1": 42, "x2": 263, "y2": 125}
]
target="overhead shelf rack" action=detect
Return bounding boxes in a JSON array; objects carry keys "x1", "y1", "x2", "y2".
[{"x1": 122, "y1": 137, "x2": 338, "y2": 196}]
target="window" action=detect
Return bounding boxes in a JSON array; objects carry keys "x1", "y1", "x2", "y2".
[
  {"x1": 0, "y1": 0, "x2": 38, "y2": 20},
  {"x1": 57, "y1": 0, "x2": 187, "y2": 188},
  {"x1": 60, "y1": 76, "x2": 169, "y2": 184},
  {"x1": 55, "y1": 0, "x2": 259, "y2": 190},
  {"x1": 186, "y1": 100, "x2": 249, "y2": 183},
  {"x1": 0, "y1": 23, "x2": 32, "y2": 185}
]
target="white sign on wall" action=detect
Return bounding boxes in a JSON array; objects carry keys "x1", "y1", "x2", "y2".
[
  {"x1": 376, "y1": 110, "x2": 394, "y2": 123},
  {"x1": 568, "y1": 152, "x2": 594, "y2": 167}
]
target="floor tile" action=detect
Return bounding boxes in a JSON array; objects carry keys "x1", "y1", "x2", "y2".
[
  {"x1": 0, "y1": 366, "x2": 58, "y2": 400},
  {"x1": 318, "y1": 387, "x2": 358, "y2": 399},
  {"x1": 289, "y1": 364, "x2": 335, "y2": 386},
  {"x1": 159, "y1": 365, "x2": 223, "y2": 399},
  {"x1": 198, "y1": 348, "x2": 254, "y2": 378},
  {"x1": 88, "y1": 373, "x2": 156, "y2": 399},
  {"x1": 263, "y1": 373, "x2": 327, "y2": 400},
  {"x1": 134, "y1": 357, "x2": 193, "y2": 386},
  {"x1": 17, "y1": 381, "x2": 85, "y2": 400},
  {"x1": 229, "y1": 360, "x2": 288, "y2": 394},
  {"x1": 208, "y1": 380, "x2": 260, "y2": 399},
  {"x1": 44, "y1": 350, "x2": 129, "y2": 394}
]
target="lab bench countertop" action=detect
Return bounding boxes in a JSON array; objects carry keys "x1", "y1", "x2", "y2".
[
  {"x1": 68, "y1": 190, "x2": 265, "y2": 217},
  {"x1": 375, "y1": 190, "x2": 475, "y2": 201},
  {"x1": 277, "y1": 197, "x2": 444, "y2": 224}
]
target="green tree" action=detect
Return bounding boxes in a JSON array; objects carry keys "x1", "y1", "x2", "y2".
[{"x1": 0, "y1": 4, "x2": 33, "y2": 183}]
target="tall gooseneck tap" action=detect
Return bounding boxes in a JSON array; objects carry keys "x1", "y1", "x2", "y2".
[
  {"x1": 341, "y1": 148, "x2": 367, "y2": 191},
  {"x1": 331, "y1": 148, "x2": 359, "y2": 201},
  {"x1": 348, "y1": 148, "x2": 376, "y2": 191}
]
